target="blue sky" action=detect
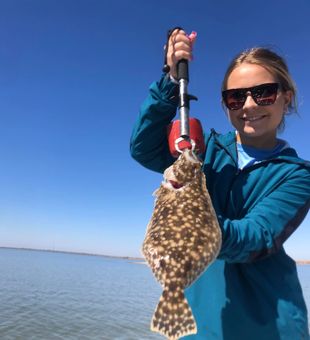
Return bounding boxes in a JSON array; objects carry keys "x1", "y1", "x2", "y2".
[{"x1": 0, "y1": 0, "x2": 309, "y2": 259}]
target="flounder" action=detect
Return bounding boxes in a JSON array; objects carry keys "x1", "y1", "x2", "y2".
[{"x1": 142, "y1": 149, "x2": 222, "y2": 340}]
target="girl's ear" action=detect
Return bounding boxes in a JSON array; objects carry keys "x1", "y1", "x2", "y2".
[{"x1": 283, "y1": 90, "x2": 293, "y2": 111}]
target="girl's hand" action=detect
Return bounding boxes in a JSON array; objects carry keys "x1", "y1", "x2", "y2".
[{"x1": 166, "y1": 29, "x2": 197, "y2": 79}]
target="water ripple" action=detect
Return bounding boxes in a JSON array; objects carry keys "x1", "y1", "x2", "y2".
[{"x1": 1, "y1": 248, "x2": 309, "y2": 339}]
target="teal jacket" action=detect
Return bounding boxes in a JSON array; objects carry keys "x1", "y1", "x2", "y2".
[{"x1": 130, "y1": 75, "x2": 310, "y2": 339}]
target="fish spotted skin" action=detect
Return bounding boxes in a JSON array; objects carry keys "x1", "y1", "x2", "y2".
[{"x1": 142, "y1": 149, "x2": 222, "y2": 340}]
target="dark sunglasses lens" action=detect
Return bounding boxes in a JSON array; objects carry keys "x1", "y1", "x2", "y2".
[
  {"x1": 223, "y1": 90, "x2": 246, "y2": 110},
  {"x1": 223, "y1": 83, "x2": 279, "y2": 110},
  {"x1": 253, "y1": 84, "x2": 278, "y2": 106}
]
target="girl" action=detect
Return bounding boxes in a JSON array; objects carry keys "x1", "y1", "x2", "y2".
[{"x1": 130, "y1": 29, "x2": 310, "y2": 339}]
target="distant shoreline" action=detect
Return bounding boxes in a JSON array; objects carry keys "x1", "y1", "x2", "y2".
[
  {"x1": 1, "y1": 246, "x2": 309, "y2": 265},
  {"x1": 0, "y1": 246, "x2": 144, "y2": 262},
  {"x1": 296, "y1": 260, "x2": 310, "y2": 265}
]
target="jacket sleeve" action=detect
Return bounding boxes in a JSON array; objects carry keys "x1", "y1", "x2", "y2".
[
  {"x1": 130, "y1": 75, "x2": 179, "y2": 173},
  {"x1": 217, "y1": 168, "x2": 310, "y2": 263}
]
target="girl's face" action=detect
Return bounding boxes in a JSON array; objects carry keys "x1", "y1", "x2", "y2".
[{"x1": 226, "y1": 63, "x2": 292, "y2": 149}]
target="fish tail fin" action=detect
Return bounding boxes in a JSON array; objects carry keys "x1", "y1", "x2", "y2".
[{"x1": 151, "y1": 286, "x2": 197, "y2": 340}]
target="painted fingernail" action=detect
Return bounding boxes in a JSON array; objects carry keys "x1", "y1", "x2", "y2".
[{"x1": 188, "y1": 31, "x2": 197, "y2": 42}]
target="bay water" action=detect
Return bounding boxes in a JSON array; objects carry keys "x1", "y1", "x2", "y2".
[{"x1": 0, "y1": 248, "x2": 309, "y2": 339}]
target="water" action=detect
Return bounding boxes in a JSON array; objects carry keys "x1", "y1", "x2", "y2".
[
  {"x1": 0, "y1": 248, "x2": 162, "y2": 340},
  {"x1": 0, "y1": 248, "x2": 309, "y2": 340}
]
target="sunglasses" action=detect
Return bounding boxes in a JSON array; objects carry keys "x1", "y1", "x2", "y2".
[{"x1": 222, "y1": 83, "x2": 279, "y2": 111}]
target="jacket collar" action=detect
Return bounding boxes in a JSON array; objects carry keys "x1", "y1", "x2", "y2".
[
  {"x1": 210, "y1": 129, "x2": 310, "y2": 169},
  {"x1": 210, "y1": 129, "x2": 238, "y2": 166}
]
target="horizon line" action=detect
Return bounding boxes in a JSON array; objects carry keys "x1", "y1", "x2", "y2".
[
  {"x1": 0, "y1": 246, "x2": 144, "y2": 261},
  {"x1": 1, "y1": 246, "x2": 309, "y2": 265}
]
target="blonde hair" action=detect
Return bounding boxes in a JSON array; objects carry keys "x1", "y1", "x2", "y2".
[{"x1": 222, "y1": 47, "x2": 297, "y2": 131}]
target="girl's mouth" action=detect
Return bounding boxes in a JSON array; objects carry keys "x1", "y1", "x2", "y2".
[{"x1": 242, "y1": 115, "x2": 267, "y2": 122}]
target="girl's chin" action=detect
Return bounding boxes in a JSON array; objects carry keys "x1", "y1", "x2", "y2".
[
  {"x1": 242, "y1": 128, "x2": 260, "y2": 135},
  {"x1": 239, "y1": 125, "x2": 267, "y2": 136},
  {"x1": 235, "y1": 127, "x2": 258, "y2": 137}
]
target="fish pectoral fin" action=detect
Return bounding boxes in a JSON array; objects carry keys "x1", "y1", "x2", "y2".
[{"x1": 150, "y1": 286, "x2": 197, "y2": 340}]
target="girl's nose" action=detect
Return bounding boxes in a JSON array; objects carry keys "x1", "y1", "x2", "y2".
[{"x1": 242, "y1": 92, "x2": 257, "y2": 109}]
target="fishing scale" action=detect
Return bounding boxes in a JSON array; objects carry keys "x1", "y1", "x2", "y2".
[{"x1": 163, "y1": 27, "x2": 206, "y2": 158}]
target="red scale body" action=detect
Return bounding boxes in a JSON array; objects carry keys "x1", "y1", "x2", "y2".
[{"x1": 167, "y1": 118, "x2": 206, "y2": 158}]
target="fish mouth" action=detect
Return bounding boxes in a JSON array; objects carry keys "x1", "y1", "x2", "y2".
[
  {"x1": 162, "y1": 179, "x2": 185, "y2": 190},
  {"x1": 168, "y1": 180, "x2": 184, "y2": 189},
  {"x1": 163, "y1": 167, "x2": 185, "y2": 190},
  {"x1": 162, "y1": 149, "x2": 200, "y2": 190}
]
